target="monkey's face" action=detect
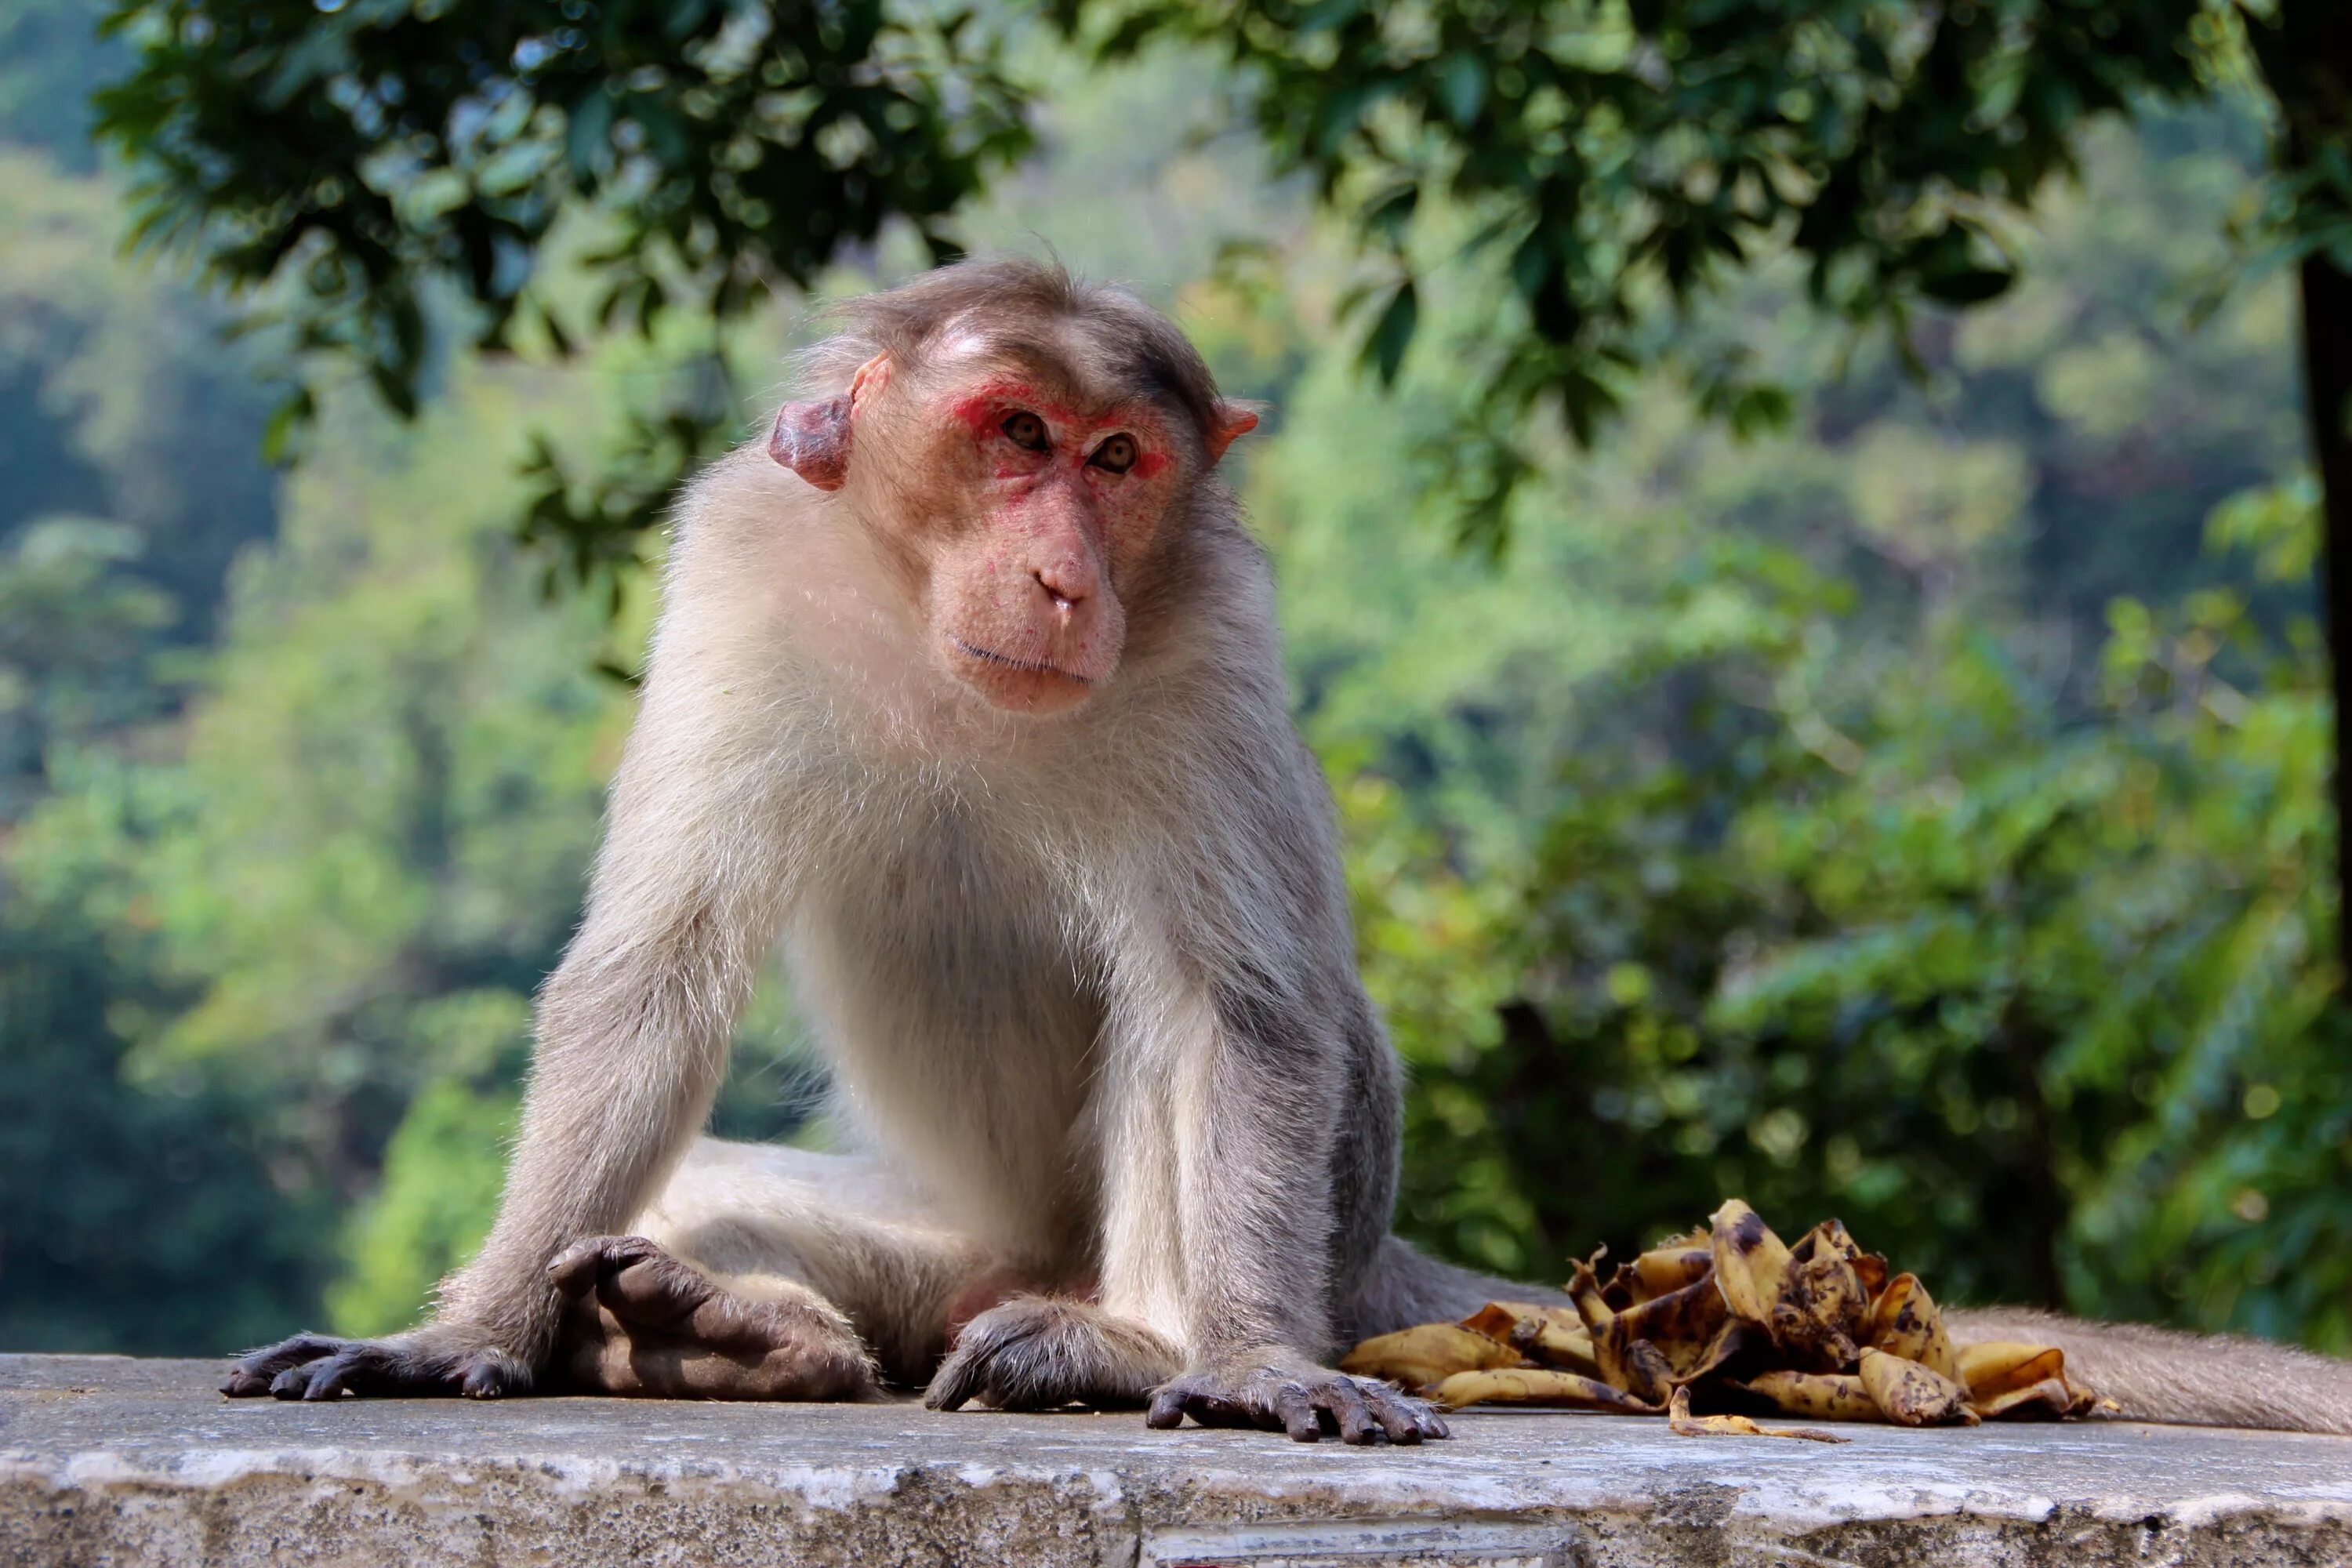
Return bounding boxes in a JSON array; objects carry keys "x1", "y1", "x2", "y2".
[
  {"x1": 771, "y1": 336, "x2": 1254, "y2": 719},
  {"x1": 884, "y1": 372, "x2": 1188, "y2": 717}
]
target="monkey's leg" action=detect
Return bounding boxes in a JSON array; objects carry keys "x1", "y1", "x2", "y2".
[
  {"x1": 567, "y1": 1136, "x2": 1094, "y2": 1402},
  {"x1": 547, "y1": 1234, "x2": 877, "y2": 1399}
]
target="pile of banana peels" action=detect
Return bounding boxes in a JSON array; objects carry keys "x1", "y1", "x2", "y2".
[{"x1": 1341, "y1": 1200, "x2": 2116, "y2": 1442}]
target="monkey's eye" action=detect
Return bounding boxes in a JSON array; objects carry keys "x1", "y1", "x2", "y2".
[
  {"x1": 1090, "y1": 434, "x2": 1138, "y2": 474},
  {"x1": 1000, "y1": 412, "x2": 1049, "y2": 452}
]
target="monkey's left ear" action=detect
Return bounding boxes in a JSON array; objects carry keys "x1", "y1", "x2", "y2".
[{"x1": 1205, "y1": 400, "x2": 1263, "y2": 464}]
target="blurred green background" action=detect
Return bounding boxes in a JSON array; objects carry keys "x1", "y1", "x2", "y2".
[{"x1": 1, "y1": 0, "x2": 2345, "y2": 1358}]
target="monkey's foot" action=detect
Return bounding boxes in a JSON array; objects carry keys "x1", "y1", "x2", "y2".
[
  {"x1": 925, "y1": 1296, "x2": 1181, "y2": 1412},
  {"x1": 220, "y1": 1332, "x2": 532, "y2": 1401},
  {"x1": 547, "y1": 1234, "x2": 878, "y2": 1400},
  {"x1": 1146, "y1": 1359, "x2": 1450, "y2": 1445}
]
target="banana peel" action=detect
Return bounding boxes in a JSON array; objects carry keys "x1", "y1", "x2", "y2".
[
  {"x1": 1792, "y1": 1218, "x2": 1888, "y2": 1298},
  {"x1": 1632, "y1": 1228, "x2": 1715, "y2": 1302},
  {"x1": 1735, "y1": 1369, "x2": 1883, "y2": 1422},
  {"x1": 1613, "y1": 1276, "x2": 1730, "y2": 1377},
  {"x1": 1595, "y1": 1319, "x2": 1678, "y2": 1406},
  {"x1": 1972, "y1": 1377, "x2": 2077, "y2": 1420},
  {"x1": 1710, "y1": 1200, "x2": 1792, "y2": 1327},
  {"x1": 1567, "y1": 1247, "x2": 1617, "y2": 1326},
  {"x1": 1345, "y1": 1199, "x2": 2108, "y2": 1435},
  {"x1": 1864, "y1": 1272, "x2": 1959, "y2": 1381},
  {"x1": 1432, "y1": 1367, "x2": 1658, "y2": 1414},
  {"x1": 1951, "y1": 1342, "x2": 2116, "y2": 1419},
  {"x1": 1668, "y1": 1384, "x2": 1850, "y2": 1443},
  {"x1": 1954, "y1": 1341, "x2": 2065, "y2": 1402},
  {"x1": 1771, "y1": 1245, "x2": 1867, "y2": 1370},
  {"x1": 1339, "y1": 1322, "x2": 1521, "y2": 1391},
  {"x1": 1461, "y1": 1301, "x2": 1601, "y2": 1377},
  {"x1": 1858, "y1": 1346, "x2": 1979, "y2": 1426}
]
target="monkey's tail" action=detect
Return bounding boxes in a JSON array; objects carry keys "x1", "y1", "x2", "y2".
[
  {"x1": 1341, "y1": 1235, "x2": 1570, "y2": 1341},
  {"x1": 1948, "y1": 1305, "x2": 2352, "y2": 1436}
]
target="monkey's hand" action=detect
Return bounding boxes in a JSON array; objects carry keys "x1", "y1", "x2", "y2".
[
  {"x1": 1145, "y1": 1355, "x2": 1450, "y2": 1445},
  {"x1": 220, "y1": 1325, "x2": 534, "y2": 1401}
]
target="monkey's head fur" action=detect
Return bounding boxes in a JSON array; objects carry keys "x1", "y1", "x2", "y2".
[{"x1": 766, "y1": 260, "x2": 1259, "y2": 717}]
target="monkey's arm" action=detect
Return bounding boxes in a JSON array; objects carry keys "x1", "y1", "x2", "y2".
[
  {"x1": 223, "y1": 681, "x2": 794, "y2": 1399},
  {"x1": 1085, "y1": 946, "x2": 1446, "y2": 1443}
]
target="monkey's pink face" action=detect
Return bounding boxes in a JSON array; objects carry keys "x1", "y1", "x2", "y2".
[
  {"x1": 771, "y1": 349, "x2": 1254, "y2": 717},
  {"x1": 913, "y1": 379, "x2": 1182, "y2": 715}
]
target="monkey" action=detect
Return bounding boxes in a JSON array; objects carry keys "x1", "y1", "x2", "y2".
[{"x1": 222, "y1": 259, "x2": 2352, "y2": 1441}]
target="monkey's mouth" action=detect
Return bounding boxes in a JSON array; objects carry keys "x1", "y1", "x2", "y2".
[{"x1": 950, "y1": 637, "x2": 1091, "y2": 685}]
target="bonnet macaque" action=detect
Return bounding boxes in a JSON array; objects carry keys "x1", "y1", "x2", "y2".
[{"x1": 226, "y1": 260, "x2": 2352, "y2": 1441}]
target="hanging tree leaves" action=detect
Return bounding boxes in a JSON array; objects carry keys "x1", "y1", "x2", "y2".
[{"x1": 95, "y1": 0, "x2": 1031, "y2": 600}]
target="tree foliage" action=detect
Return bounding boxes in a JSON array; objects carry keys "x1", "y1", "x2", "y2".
[
  {"x1": 1, "y1": 4, "x2": 2343, "y2": 1359},
  {"x1": 95, "y1": 0, "x2": 1030, "y2": 585},
  {"x1": 1071, "y1": 1, "x2": 2299, "y2": 543},
  {"x1": 1357, "y1": 499, "x2": 2346, "y2": 1345}
]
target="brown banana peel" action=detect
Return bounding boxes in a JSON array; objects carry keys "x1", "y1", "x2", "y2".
[
  {"x1": 1859, "y1": 1346, "x2": 1980, "y2": 1426},
  {"x1": 1347, "y1": 1200, "x2": 2106, "y2": 1430},
  {"x1": 1955, "y1": 1341, "x2": 2067, "y2": 1402},
  {"x1": 1668, "y1": 1384, "x2": 1851, "y2": 1443},
  {"x1": 1432, "y1": 1367, "x2": 1659, "y2": 1414},
  {"x1": 1735, "y1": 1368, "x2": 1884, "y2": 1422},
  {"x1": 1864, "y1": 1272, "x2": 1960, "y2": 1381},
  {"x1": 1710, "y1": 1200, "x2": 1792, "y2": 1326},
  {"x1": 1461, "y1": 1301, "x2": 1601, "y2": 1377},
  {"x1": 1339, "y1": 1322, "x2": 1520, "y2": 1391}
]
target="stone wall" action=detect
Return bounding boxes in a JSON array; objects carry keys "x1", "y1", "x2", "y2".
[{"x1": 4, "y1": 1356, "x2": 2348, "y2": 1566}]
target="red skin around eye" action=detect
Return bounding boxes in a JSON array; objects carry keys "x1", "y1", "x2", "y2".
[{"x1": 946, "y1": 382, "x2": 1168, "y2": 477}]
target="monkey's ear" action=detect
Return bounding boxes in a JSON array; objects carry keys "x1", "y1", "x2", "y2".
[
  {"x1": 770, "y1": 355, "x2": 891, "y2": 491},
  {"x1": 1205, "y1": 399, "x2": 1262, "y2": 463},
  {"x1": 770, "y1": 396, "x2": 851, "y2": 490}
]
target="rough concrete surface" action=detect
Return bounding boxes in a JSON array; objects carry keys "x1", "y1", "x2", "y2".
[{"x1": 2, "y1": 1355, "x2": 2348, "y2": 1567}]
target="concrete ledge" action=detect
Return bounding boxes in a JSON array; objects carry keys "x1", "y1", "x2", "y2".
[{"x1": 3, "y1": 1356, "x2": 2349, "y2": 1566}]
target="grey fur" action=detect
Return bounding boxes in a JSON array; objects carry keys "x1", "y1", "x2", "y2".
[{"x1": 223, "y1": 259, "x2": 2352, "y2": 1439}]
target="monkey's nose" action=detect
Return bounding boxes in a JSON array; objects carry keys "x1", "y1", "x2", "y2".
[{"x1": 1033, "y1": 564, "x2": 1090, "y2": 611}]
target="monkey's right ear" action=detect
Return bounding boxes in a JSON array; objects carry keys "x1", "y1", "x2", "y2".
[
  {"x1": 770, "y1": 354, "x2": 891, "y2": 492},
  {"x1": 770, "y1": 396, "x2": 852, "y2": 491}
]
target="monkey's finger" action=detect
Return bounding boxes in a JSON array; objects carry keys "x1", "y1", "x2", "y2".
[
  {"x1": 1145, "y1": 1385, "x2": 1189, "y2": 1429},
  {"x1": 299, "y1": 1352, "x2": 366, "y2": 1401},
  {"x1": 594, "y1": 1248, "x2": 720, "y2": 1331},
  {"x1": 1362, "y1": 1383, "x2": 1428, "y2": 1445},
  {"x1": 1320, "y1": 1377, "x2": 1379, "y2": 1444},
  {"x1": 223, "y1": 1333, "x2": 345, "y2": 1396},
  {"x1": 1272, "y1": 1381, "x2": 1322, "y2": 1443},
  {"x1": 300, "y1": 1345, "x2": 422, "y2": 1401},
  {"x1": 1146, "y1": 1376, "x2": 1254, "y2": 1430},
  {"x1": 268, "y1": 1363, "x2": 322, "y2": 1400},
  {"x1": 547, "y1": 1237, "x2": 627, "y2": 1297},
  {"x1": 923, "y1": 1343, "x2": 991, "y2": 1412},
  {"x1": 459, "y1": 1351, "x2": 527, "y2": 1399}
]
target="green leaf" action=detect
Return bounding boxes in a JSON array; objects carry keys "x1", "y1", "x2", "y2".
[
  {"x1": 1362, "y1": 181, "x2": 1418, "y2": 246},
  {"x1": 1918, "y1": 266, "x2": 2016, "y2": 306},
  {"x1": 564, "y1": 90, "x2": 615, "y2": 180},
  {"x1": 1439, "y1": 54, "x2": 1486, "y2": 127},
  {"x1": 1360, "y1": 278, "x2": 1418, "y2": 386}
]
